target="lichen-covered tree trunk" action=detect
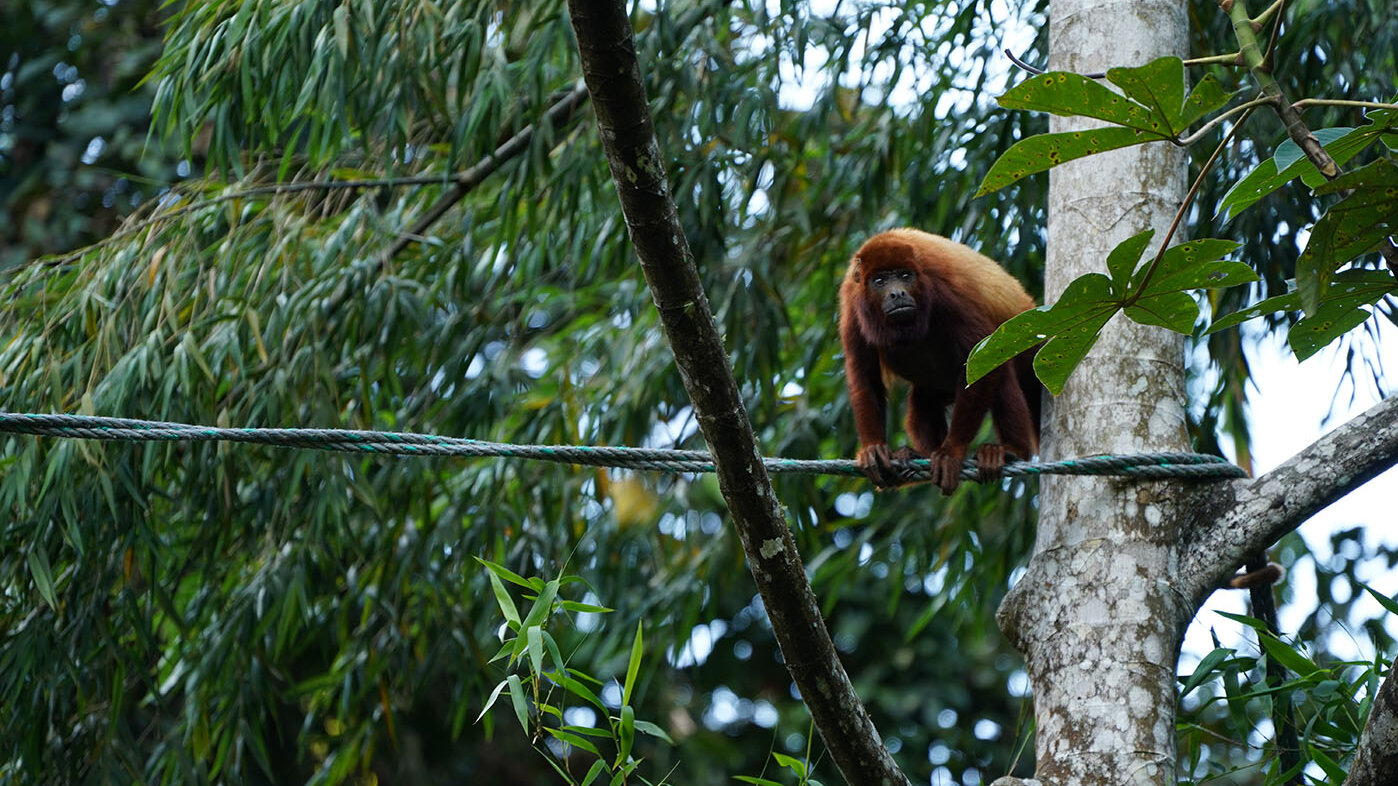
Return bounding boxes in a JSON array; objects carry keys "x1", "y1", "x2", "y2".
[{"x1": 993, "y1": 1, "x2": 1191, "y2": 784}]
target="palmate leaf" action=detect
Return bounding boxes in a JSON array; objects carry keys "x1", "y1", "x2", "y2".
[
  {"x1": 1218, "y1": 128, "x2": 1369, "y2": 222},
  {"x1": 1124, "y1": 290, "x2": 1197, "y2": 333},
  {"x1": 966, "y1": 274, "x2": 1117, "y2": 395},
  {"x1": 1289, "y1": 300, "x2": 1375, "y2": 361},
  {"x1": 1205, "y1": 268, "x2": 1396, "y2": 360},
  {"x1": 1105, "y1": 229, "x2": 1155, "y2": 293},
  {"x1": 1032, "y1": 309, "x2": 1115, "y2": 394},
  {"x1": 969, "y1": 233, "x2": 1251, "y2": 393},
  {"x1": 978, "y1": 57, "x2": 1235, "y2": 196},
  {"x1": 1206, "y1": 269, "x2": 1396, "y2": 334},
  {"x1": 1219, "y1": 108, "x2": 1398, "y2": 222},
  {"x1": 1132, "y1": 239, "x2": 1251, "y2": 296}
]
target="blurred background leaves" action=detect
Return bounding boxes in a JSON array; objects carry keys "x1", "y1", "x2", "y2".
[{"x1": 0, "y1": 0, "x2": 1393, "y2": 784}]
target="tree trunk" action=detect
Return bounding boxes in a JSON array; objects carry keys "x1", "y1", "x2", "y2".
[{"x1": 993, "y1": 2, "x2": 1190, "y2": 784}]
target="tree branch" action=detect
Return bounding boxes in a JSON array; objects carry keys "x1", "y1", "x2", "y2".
[
  {"x1": 565, "y1": 2, "x2": 907, "y2": 785},
  {"x1": 1177, "y1": 394, "x2": 1398, "y2": 606},
  {"x1": 1345, "y1": 664, "x2": 1398, "y2": 786}
]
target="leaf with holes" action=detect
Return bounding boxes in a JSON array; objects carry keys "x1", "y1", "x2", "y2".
[
  {"x1": 998, "y1": 71, "x2": 1159, "y2": 128},
  {"x1": 1105, "y1": 57, "x2": 1234, "y2": 132},
  {"x1": 1289, "y1": 300, "x2": 1376, "y2": 361},
  {"x1": 979, "y1": 58, "x2": 1234, "y2": 196},
  {"x1": 1130, "y1": 238, "x2": 1251, "y2": 297},
  {"x1": 1206, "y1": 269, "x2": 1395, "y2": 334},
  {"x1": 1218, "y1": 112, "x2": 1398, "y2": 222},
  {"x1": 977, "y1": 126, "x2": 1150, "y2": 196},
  {"x1": 1032, "y1": 309, "x2": 1116, "y2": 395},
  {"x1": 1125, "y1": 290, "x2": 1198, "y2": 333},
  {"x1": 1297, "y1": 160, "x2": 1398, "y2": 314}
]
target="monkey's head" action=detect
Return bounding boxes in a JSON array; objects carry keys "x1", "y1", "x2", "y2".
[
  {"x1": 865, "y1": 266, "x2": 920, "y2": 323},
  {"x1": 845, "y1": 236, "x2": 932, "y2": 342}
]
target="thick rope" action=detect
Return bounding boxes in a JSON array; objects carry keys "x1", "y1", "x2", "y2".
[{"x1": 0, "y1": 413, "x2": 1247, "y2": 481}]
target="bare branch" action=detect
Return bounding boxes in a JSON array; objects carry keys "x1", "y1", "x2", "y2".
[
  {"x1": 1178, "y1": 394, "x2": 1398, "y2": 606},
  {"x1": 1345, "y1": 665, "x2": 1398, "y2": 786},
  {"x1": 566, "y1": 1, "x2": 907, "y2": 785}
]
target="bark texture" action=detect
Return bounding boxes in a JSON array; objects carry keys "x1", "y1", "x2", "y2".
[
  {"x1": 566, "y1": 2, "x2": 907, "y2": 784},
  {"x1": 1345, "y1": 666, "x2": 1398, "y2": 786},
  {"x1": 993, "y1": 1, "x2": 1190, "y2": 784},
  {"x1": 1178, "y1": 393, "x2": 1398, "y2": 605}
]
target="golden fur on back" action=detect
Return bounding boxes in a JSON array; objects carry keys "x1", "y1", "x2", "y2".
[{"x1": 847, "y1": 228, "x2": 1034, "y2": 321}]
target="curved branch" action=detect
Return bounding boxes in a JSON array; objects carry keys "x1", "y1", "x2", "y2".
[
  {"x1": 1177, "y1": 394, "x2": 1398, "y2": 606},
  {"x1": 566, "y1": 2, "x2": 906, "y2": 785}
]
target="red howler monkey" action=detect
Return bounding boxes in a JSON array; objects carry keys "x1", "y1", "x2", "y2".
[{"x1": 839, "y1": 228, "x2": 1040, "y2": 492}]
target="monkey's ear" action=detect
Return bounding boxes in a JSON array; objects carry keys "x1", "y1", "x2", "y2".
[
  {"x1": 1226, "y1": 563, "x2": 1285, "y2": 589},
  {"x1": 851, "y1": 257, "x2": 863, "y2": 283}
]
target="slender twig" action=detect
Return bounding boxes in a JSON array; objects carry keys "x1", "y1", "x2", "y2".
[
  {"x1": 1224, "y1": 0, "x2": 1398, "y2": 275},
  {"x1": 1292, "y1": 98, "x2": 1398, "y2": 113},
  {"x1": 1004, "y1": 48, "x2": 1244, "y2": 78},
  {"x1": 1177, "y1": 96, "x2": 1277, "y2": 146},
  {"x1": 32, "y1": 90, "x2": 592, "y2": 273},
  {"x1": 1259, "y1": 0, "x2": 1286, "y2": 67},
  {"x1": 1187, "y1": 52, "x2": 1247, "y2": 67}
]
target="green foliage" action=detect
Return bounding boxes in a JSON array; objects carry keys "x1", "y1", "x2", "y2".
[
  {"x1": 968, "y1": 230, "x2": 1252, "y2": 394},
  {"x1": 1179, "y1": 617, "x2": 1389, "y2": 785},
  {"x1": 0, "y1": 0, "x2": 183, "y2": 269},
  {"x1": 737, "y1": 749, "x2": 826, "y2": 786},
  {"x1": 1215, "y1": 125, "x2": 1390, "y2": 221},
  {"x1": 1, "y1": 0, "x2": 1392, "y2": 784},
  {"x1": 977, "y1": 47, "x2": 1396, "y2": 384},
  {"x1": 0, "y1": 1, "x2": 1047, "y2": 783},
  {"x1": 476, "y1": 562, "x2": 672, "y2": 785},
  {"x1": 1299, "y1": 159, "x2": 1398, "y2": 313},
  {"x1": 977, "y1": 57, "x2": 1234, "y2": 196}
]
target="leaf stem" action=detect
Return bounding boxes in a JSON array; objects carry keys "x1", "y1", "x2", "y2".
[
  {"x1": 1185, "y1": 52, "x2": 1246, "y2": 68},
  {"x1": 1177, "y1": 97, "x2": 1277, "y2": 146},
  {"x1": 1129, "y1": 107, "x2": 1257, "y2": 304},
  {"x1": 1292, "y1": 98, "x2": 1398, "y2": 113}
]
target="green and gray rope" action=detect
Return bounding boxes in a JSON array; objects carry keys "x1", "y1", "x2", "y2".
[{"x1": 0, "y1": 413, "x2": 1247, "y2": 481}]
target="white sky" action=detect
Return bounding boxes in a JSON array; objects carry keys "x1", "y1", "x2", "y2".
[{"x1": 1183, "y1": 314, "x2": 1397, "y2": 667}]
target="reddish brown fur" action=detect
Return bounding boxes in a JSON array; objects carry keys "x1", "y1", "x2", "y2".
[{"x1": 839, "y1": 228, "x2": 1040, "y2": 492}]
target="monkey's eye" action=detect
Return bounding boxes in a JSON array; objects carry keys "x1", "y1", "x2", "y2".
[{"x1": 898, "y1": 270, "x2": 914, "y2": 281}]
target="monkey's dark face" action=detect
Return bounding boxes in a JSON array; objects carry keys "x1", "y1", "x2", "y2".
[{"x1": 866, "y1": 268, "x2": 920, "y2": 323}]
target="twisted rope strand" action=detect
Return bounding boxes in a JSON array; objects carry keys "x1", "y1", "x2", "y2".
[{"x1": 0, "y1": 413, "x2": 1247, "y2": 481}]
